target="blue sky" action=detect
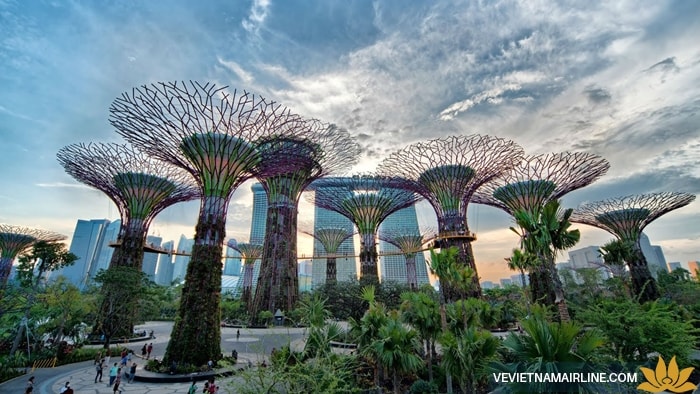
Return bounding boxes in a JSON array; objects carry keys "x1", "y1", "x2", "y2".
[{"x1": 1, "y1": 0, "x2": 698, "y2": 281}]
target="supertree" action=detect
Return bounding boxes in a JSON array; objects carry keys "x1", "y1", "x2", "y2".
[
  {"x1": 378, "y1": 228, "x2": 434, "y2": 290},
  {"x1": 472, "y1": 152, "x2": 609, "y2": 318},
  {"x1": 0, "y1": 224, "x2": 65, "y2": 297},
  {"x1": 306, "y1": 175, "x2": 423, "y2": 282},
  {"x1": 109, "y1": 81, "x2": 304, "y2": 365},
  {"x1": 56, "y1": 142, "x2": 199, "y2": 341},
  {"x1": 571, "y1": 192, "x2": 696, "y2": 303},
  {"x1": 300, "y1": 227, "x2": 354, "y2": 284},
  {"x1": 229, "y1": 243, "x2": 263, "y2": 310},
  {"x1": 250, "y1": 120, "x2": 359, "y2": 318},
  {"x1": 377, "y1": 135, "x2": 524, "y2": 299}
]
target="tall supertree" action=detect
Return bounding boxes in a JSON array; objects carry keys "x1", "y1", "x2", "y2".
[
  {"x1": 378, "y1": 228, "x2": 434, "y2": 290},
  {"x1": 306, "y1": 176, "x2": 422, "y2": 282},
  {"x1": 300, "y1": 227, "x2": 354, "y2": 284},
  {"x1": 57, "y1": 142, "x2": 199, "y2": 340},
  {"x1": 571, "y1": 192, "x2": 696, "y2": 303},
  {"x1": 472, "y1": 152, "x2": 609, "y2": 317},
  {"x1": 109, "y1": 81, "x2": 304, "y2": 365},
  {"x1": 0, "y1": 224, "x2": 65, "y2": 298},
  {"x1": 251, "y1": 120, "x2": 359, "y2": 317},
  {"x1": 229, "y1": 243, "x2": 263, "y2": 310},
  {"x1": 377, "y1": 135, "x2": 524, "y2": 299}
]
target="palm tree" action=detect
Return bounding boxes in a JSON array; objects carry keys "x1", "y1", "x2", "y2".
[
  {"x1": 599, "y1": 239, "x2": 634, "y2": 298},
  {"x1": 512, "y1": 200, "x2": 579, "y2": 321},
  {"x1": 505, "y1": 248, "x2": 535, "y2": 314},
  {"x1": 400, "y1": 291, "x2": 441, "y2": 382},
  {"x1": 491, "y1": 307, "x2": 608, "y2": 393},
  {"x1": 349, "y1": 285, "x2": 389, "y2": 390},
  {"x1": 441, "y1": 328, "x2": 500, "y2": 394},
  {"x1": 372, "y1": 311, "x2": 423, "y2": 394}
]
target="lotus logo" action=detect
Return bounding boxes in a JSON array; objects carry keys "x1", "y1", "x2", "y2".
[{"x1": 638, "y1": 356, "x2": 696, "y2": 393}]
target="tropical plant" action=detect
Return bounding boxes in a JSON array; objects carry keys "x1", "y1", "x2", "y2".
[
  {"x1": 440, "y1": 328, "x2": 500, "y2": 393},
  {"x1": 400, "y1": 291, "x2": 441, "y2": 382},
  {"x1": 349, "y1": 285, "x2": 389, "y2": 390},
  {"x1": 371, "y1": 311, "x2": 423, "y2": 394}
]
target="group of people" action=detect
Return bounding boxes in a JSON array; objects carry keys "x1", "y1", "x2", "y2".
[
  {"x1": 93, "y1": 348, "x2": 139, "y2": 393},
  {"x1": 188, "y1": 377, "x2": 220, "y2": 394},
  {"x1": 141, "y1": 342, "x2": 154, "y2": 359}
]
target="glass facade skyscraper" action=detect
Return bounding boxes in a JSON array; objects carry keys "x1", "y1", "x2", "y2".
[
  {"x1": 142, "y1": 235, "x2": 162, "y2": 281},
  {"x1": 155, "y1": 240, "x2": 174, "y2": 285},
  {"x1": 247, "y1": 182, "x2": 266, "y2": 289},
  {"x1": 55, "y1": 218, "x2": 111, "y2": 288},
  {"x1": 172, "y1": 234, "x2": 194, "y2": 282},
  {"x1": 378, "y1": 205, "x2": 430, "y2": 286}
]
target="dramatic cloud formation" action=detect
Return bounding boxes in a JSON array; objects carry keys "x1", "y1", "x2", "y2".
[{"x1": 1, "y1": 0, "x2": 698, "y2": 281}]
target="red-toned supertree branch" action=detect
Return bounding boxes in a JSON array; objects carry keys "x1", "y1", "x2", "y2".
[
  {"x1": 571, "y1": 192, "x2": 695, "y2": 303},
  {"x1": 472, "y1": 152, "x2": 609, "y2": 318},
  {"x1": 306, "y1": 176, "x2": 422, "y2": 282},
  {"x1": 229, "y1": 243, "x2": 263, "y2": 311},
  {"x1": 109, "y1": 81, "x2": 303, "y2": 365},
  {"x1": 0, "y1": 224, "x2": 65, "y2": 298},
  {"x1": 378, "y1": 228, "x2": 434, "y2": 290},
  {"x1": 377, "y1": 135, "x2": 524, "y2": 300},
  {"x1": 300, "y1": 227, "x2": 354, "y2": 284},
  {"x1": 57, "y1": 142, "x2": 199, "y2": 341},
  {"x1": 250, "y1": 120, "x2": 360, "y2": 318}
]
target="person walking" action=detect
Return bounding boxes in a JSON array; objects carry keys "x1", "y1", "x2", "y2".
[
  {"x1": 95, "y1": 358, "x2": 105, "y2": 383},
  {"x1": 188, "y1": 380, "x2": 198, "y2": 394},
  {"x1": 108, "y1": 362, "x2": 119, "y2": 386},
  {"x1": 59, "y1": 381, "x2": 71, "y2": 393},
  {"x1": 128, "y1": 362, "x2": 137, "y2": 383},
  {"x1": 236, "y1": 329, "x2": 240, "y2": 340},
  {"x1": 146, "y1": 343, "x2": 153, "y2": 359},
  {"x1": 141, "y1": 343, "x2": 147, "y2": 357},
  {"x1": 25, "y1": 376, "x2": 35, "y2": 394},
  {"x1": 113, "y1": 369, "x2": 122, "y2": 394}
]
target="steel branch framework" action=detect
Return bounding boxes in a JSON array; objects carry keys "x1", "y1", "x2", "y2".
[
  {"x1": 472, "y1": 152, "x2": 609, "y2": 310},
  {"x1": 251, "y1": 120, "x2": 360, "y2": 316},
  {"x1": 109, "y1": 81, "x2": 304, "y2": 365},
  {"x1": 229, "y1": 243, "x2": 263, "y2": 311},
  {"x1": 378, "y1": 228, "x2": 435, "y2": 289},
  {"x1": 0, "y1": 224, "x2": 65, "y2": 289},
  {"x1": 300, "y1": 227, "x2": 354, "y2": 284},
  {"x1": 571, "y1": 192, "x2": 696, "y2": 303},
  {"x1": 377, "y1": 134, "x2": 525, "y2": 299},
  {"x1": 306, "y1": 176, "x2": 422, "y2": 281}
]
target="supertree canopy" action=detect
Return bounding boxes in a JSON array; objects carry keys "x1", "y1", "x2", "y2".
[
  {"x1": 572, "y1": 192, "x2": 696, "y2": 303},
  {"x1": 307, "y1": 176, "x2": 422, "y2": 282},
  {"x1": 472, "y1": 152, "x2": 609, "y2": 312},
  {"x1": 0, "y1": 224, "x2": 65, "y2": 290},
  {"x1": 300, "y1": 227, "x2": 354, "y2": 284},
  {"x1": 378, "y1": 228, "x2": 433, "y2": 290},
  {"x1": 377, "y1": 134, "x2": 525, "y2": 299},
  {"x1": 109, "y1": 81, "x2": 304, "y2": 365},
  {"x1": 229, "y1": 243, "x2": 263, "y2": 311},
  {"x1": 250, "y1": 120, "x2": 360, "y2": 318}
]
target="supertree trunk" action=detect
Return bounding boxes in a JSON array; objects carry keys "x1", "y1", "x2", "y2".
[
  {"x1": 252, "y1": 201, "x2": 299, "y2": 316},
  {"x1": 438, "y1": 212, "x2": 481, "y2": 300},
  {"x1": 359, "y1": 232, "x2": 380, "y2": 281},
  {"x1": 528, "y1": 264, "x2": 556, "y2": 306},
  {"x1": 629, "y1": 242, "x2": 660, "y2": 302},
  {"x1": 242, "y1": 263, "x2": 254, "y2": 308},
  {"x1": 165, "y1": 196, "x2": 226, "y2": 365},
  {"x1": 405, "y1": 253, "x2": 418, "y2": 290},
  {"x1": 325, "y1": 256, "x2": 337, "y2": 284}
]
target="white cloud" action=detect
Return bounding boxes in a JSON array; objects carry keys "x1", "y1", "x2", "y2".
[{"x1": 242, "y1": 0, "x2": 271, "y2": 33}]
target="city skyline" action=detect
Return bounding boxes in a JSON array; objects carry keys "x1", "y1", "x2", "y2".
[{"x1": 1, "y1": 1, "x2": 698, "y2": 282}]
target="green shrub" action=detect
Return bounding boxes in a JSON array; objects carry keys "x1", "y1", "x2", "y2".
[{"x1": 409, "y1": 379, "x2": 438, "y2": 393}]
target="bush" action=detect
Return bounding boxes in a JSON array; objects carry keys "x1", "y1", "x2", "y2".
[{"x1": 409, "y1": 379, "x2": 438, "y2": 393}]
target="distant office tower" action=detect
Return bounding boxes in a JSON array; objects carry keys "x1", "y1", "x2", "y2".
[
  {"x1": 499, "y1": 278, "x2": 513, "y2": 287},
  {"x1": 224, "y1": 239, "x2": 242, "y2": 276},
  {"x1": 298, "y1": 259, "x2": 313, "y2": 292},
  {"x1": 510, "y1": 274, "x2": 529, "y2": 287},
  {"x1": 155, "y1": 240, "x2": 174, "y2": 285},
  {"x1": 481, "y1": 280, "x2": 495, "y2": 290},
  {"x1": 567, "y1": 245, "x2": 611, "y2": 282},
  {"x1": 378, "y1": 205, "x2": 429, "y2": 286},
  {"x1": 248, "y1": 183, "x2": 266, "y2": 288},
  {"x1": 667, "y1": 262, "x2": 682, "y2": 272},
  {"x1": 89, "y1": 219, "x2": 121, "y2": 278},
  {"x1": 312, "y1": 203, "x2": 356, "y2": 286},
  {"x1": 639, "y1": 233, "x2": 667, "y2": 278},
  {"x1": 142, "y1": 235, "x2": 162, "y2": 281},
  {"x1": 688, "y1": 261, "x2": 699, "y2": 278},
  {"x1": 172, "y1": 235, "x2": 194, "y2": 282},
  {"x1": 56, "y1": 219, "x2": 111, "y2": 288}
]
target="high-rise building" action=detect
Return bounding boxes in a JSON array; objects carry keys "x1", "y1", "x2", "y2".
[
  {"x1": 172, "y1": 235, "x2": 194, "y2": 282},
  {"x1": 639, "y1": 233, "x2": 667, "y2": 278},
  {"x1": 155, "y1": 240, "x2": 174, "y2": 285},
  {"x1": 378, "y1": 205, "x2": 429, "y2": 286},
  {"x1": 667, "y1": 261, "x2": 682, "y2": 272},
  {"x1": 248, "y1": 183, "x2": 266, "y2": 289},
  {"x1": 510, "y1": 274, "x2": 529, "y2": 287},
  {"x1": 224, "y1": 238, "x2": 242, "y2": 276},
  {"x1": 687, "y1": 261, "x2": 699, "y2": 278},
  {"x1": 311, "y1": 199, "x2": 356, "y2": 286},
  {"x1": 142, "y1": 235, "x2": 162, "y2": 281},
  {"x1": 481, "y1": 280, "x2": 495, "y2": 290},
  {"x1": 567, "y1": 245, "x2": 611, "y2": 282},
  {"x1": 55, "y1": 219, "x2": 111, "y2": 288},
  {"x1": 298, "y1": 259, "x2": 313, "y2": 292},
  {"x1": 499, "y1": 278, "x2": 513, "y2": 287},
  {"x1": 89, "y1": 219, "x2": 121, "y2": 278}
]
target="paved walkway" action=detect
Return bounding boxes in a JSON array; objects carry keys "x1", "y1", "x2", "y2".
[{"x1": 2, "y1": 322, "x2": 307, "y2": 394}]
